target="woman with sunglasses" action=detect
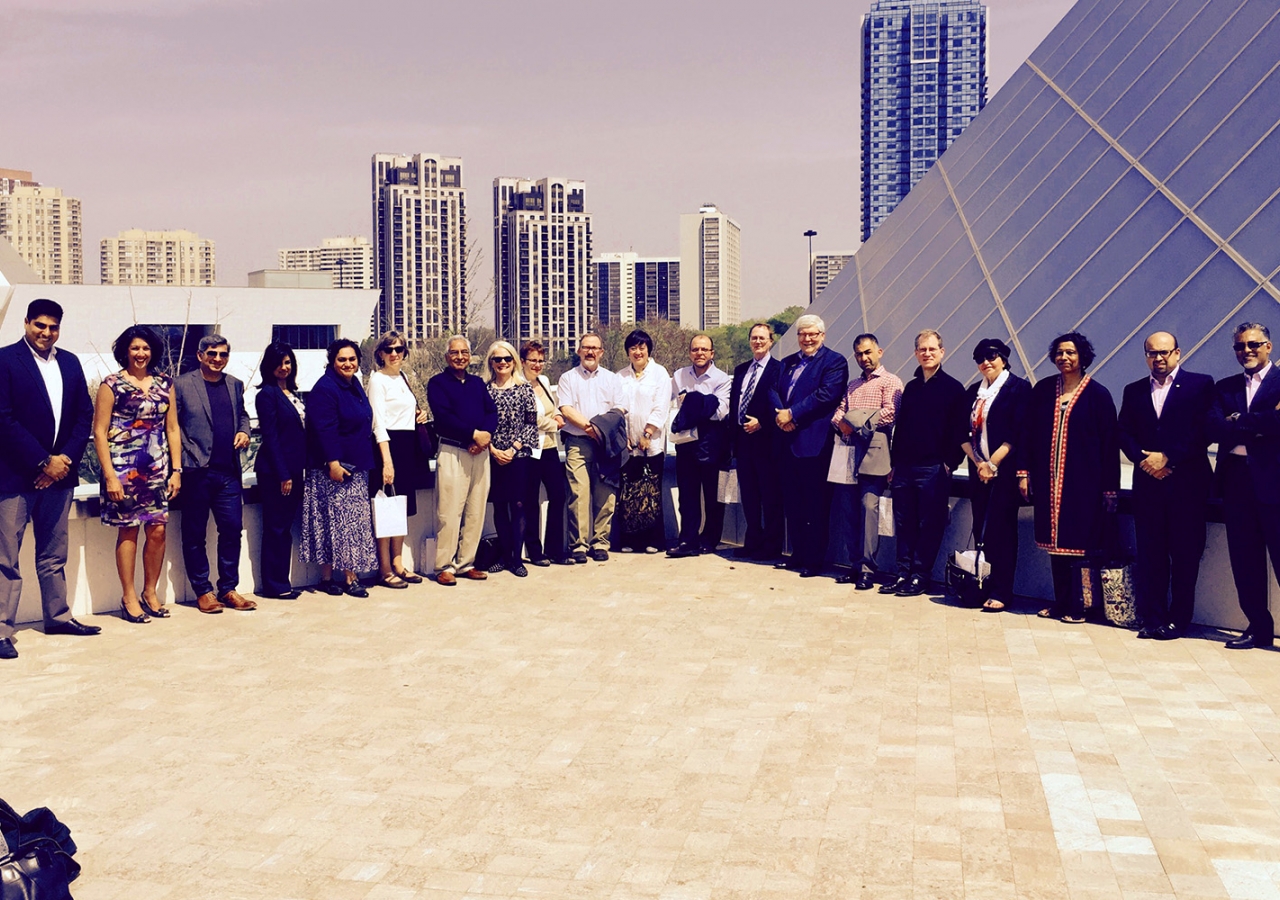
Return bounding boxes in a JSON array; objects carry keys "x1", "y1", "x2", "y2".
[
  {"x1": 368, "y1": 331, "x2": 429, "y2": 589},
  {"x1": 1019, "y1": 332, "x2": 1120, "y2": 623},
  {"x1": 958, "y1": 338, "x2": 1031, "y2": 612},
  {"x1": 484, "y1": 341, "x2": 538, "y2": 576}
]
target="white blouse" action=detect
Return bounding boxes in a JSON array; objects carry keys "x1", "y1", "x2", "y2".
[
  {"x1": 617, "y1": 361, "x2": 671, "y2": 457},
  {"x1": 368, "y1": 370, "x2": 417, "y2": 442}
]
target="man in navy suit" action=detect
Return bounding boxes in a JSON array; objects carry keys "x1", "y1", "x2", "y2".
[
  {"x1": 0, "y1": 299, "x2": 98, "y2": 660},
  {"x1": 1118, "y1": 332, "x2": 1214, "y2": 641},
  {"x1": 1209, "y1": 322, "x2": 1280, "y2": 650},
  {"x1": 770, "y1": 314, "x2": 848, "y2": 577},
  {"x1": 729, "y1": 323, "x2": 784, "y2": 561}
]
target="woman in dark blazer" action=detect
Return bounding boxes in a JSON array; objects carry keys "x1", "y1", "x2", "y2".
[
  {"x1": 1018, "y1": 332, "x2": 1120, "y2": 623},
  {"x1": 959, "y1": 338, "x2": 1031, "y2": 612},
  {"x1": 254, "y1": 342, "x2": 306, "y2": 599},
  {"x1": 299, "y1": 339, "x2": 377, "y2": 597}
]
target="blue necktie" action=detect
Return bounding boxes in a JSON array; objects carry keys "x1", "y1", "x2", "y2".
[
  {"x1": 739, "y1": 362, "x2": 760, "y2": 425},
  {"x1": 786, "y1": 357, "x2": 809, "y2": 403}
]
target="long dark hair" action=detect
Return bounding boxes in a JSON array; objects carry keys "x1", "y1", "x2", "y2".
[
  {"x1": 112, "y1": 325, "x2": 162, "y2": 373},
  {"x1": 260, "y1": 341, "x2": 298, "y2": 392}
]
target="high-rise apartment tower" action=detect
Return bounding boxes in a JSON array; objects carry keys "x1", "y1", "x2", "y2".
[
  {"x1": 679, "y1": 204, "x2": 741, "y2": 330},
  {"x1": 861, "y1": 0, "x2": 987, "y2": 241},
  {"x1": 0, "y1": 181, "x2": 82, "y2": 285},
  {"x1": 101, "y1": 229, "x2": 216, "y2": 286},
  {"x1": 371, "y1": 154, "x2": 467, "y2": 341},
  {"x1": 278, "y1": 236, "x2": 375, "y2": 289},
  {"x1": 494, "y1": 177, "x2": 593, "y2": 358},
  {"x1": 811, "y1": 252, "x2": 857, "y2": 300},
  {"x1": 595, "y1": 253, "x2": 681, "y2": 326}
]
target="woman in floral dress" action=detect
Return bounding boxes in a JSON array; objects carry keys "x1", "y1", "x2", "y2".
[{"x1": 93, "y1": 325, "x2": 182, "y2": 623}]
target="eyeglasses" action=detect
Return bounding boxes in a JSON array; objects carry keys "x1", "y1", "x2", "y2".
[
  {"x1": 491, "y1": 356, "x2": 514, "y2": 364},
  {"x1": 1145, "y1": 349, "x2": 1176, "y2": 359},
  {"x1": 1234, "y1": 340, "x2": 1268, "y2": 352},
  {"x1": 385, "y1": 346, "x2": 405, "y2": 355},
  {"x1": 205, "y1": 351, "x2": 229, "y2": 359},
  {"x1": 524, "y1": 357, "x2": 545, "y2": 365},
  {"x1": 580, "y1": 345, "x2": 603, "y2": 352}
]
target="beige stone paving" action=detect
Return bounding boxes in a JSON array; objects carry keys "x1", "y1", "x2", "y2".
[{"x1": 5, "y1": 551, "x2": 1280, "y2": 899}]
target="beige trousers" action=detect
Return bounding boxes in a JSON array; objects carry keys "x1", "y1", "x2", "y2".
[
  {"x1": 563, "y1": 433, "x2": 617, "y2": 553},
  {"x1": 434, "y1": 443, "x2": 491, "y2": 573}
]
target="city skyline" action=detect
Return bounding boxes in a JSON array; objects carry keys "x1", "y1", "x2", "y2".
[{"x1": 2, "y1": 0, "x2": 1074, "y2": 321}]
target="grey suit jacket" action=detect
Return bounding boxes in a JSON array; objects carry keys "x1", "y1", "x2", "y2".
[
  {"x1": 175, "y1": 370, "x2": 251, "y2": 469},
  {"x1": 843, "y1": 407, "x2": 892, "y2": 477}
]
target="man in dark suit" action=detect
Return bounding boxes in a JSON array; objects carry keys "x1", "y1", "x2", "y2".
[
  {"x1": 0, "y1": 298, "x2": 98, "y2": 660},
  {"x1": 1118, "y1": 331, "x2": 1214, "y2": 641},
  {"x1": 1209, "y1": 322, "x2": 1280, "y2": 650},
  {"x1": 175, "y1": 334, "x2": 255, "y2": 614},
  {"x1": 729, "y1": 323, "x2": 783, "y2": 561},
  {"x1": 770, "y1": 314, "x2": 849, "y2": 577}
]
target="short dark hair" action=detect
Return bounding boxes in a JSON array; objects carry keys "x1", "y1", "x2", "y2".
[
  {"x1": 260, "y1": 341, "x2": 298, "y2": 392},
  {"x1": 520, "y1": 340, "x2": 546, "y2": 361},
  {"x1": 853, "y1": 333, "x2": 879, "y2": 349},
  {"x1": 198, "y1": 333, "x2": 230, "y2": 355},
  {"x1": 326, "y1": 338, "x2": 361, "y2": 368},
  {"x1": 1233, "y1": 322, "x2": 1270, "y2": 342},
  {"x1": 972, "y1": 337, "x2": 1012, "y2": 367},
  {"x1": 749, "y1": 322, "x2": 774, "y2": 338},
  {"x1": 25, "y1": 298, "x2": 63, "y2": 323},
  {"x1": 1049, "y1": 331, "x2": 1096, "y2": 370},
  {"x1": 111, "y1": 325, "x2": 162, "y2": 372},
  {"x1": 624, "y1": 329, "x2": 653, "y2": 355}
]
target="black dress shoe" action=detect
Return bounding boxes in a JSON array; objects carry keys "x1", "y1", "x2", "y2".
[
  {"x1": 589, "y1": 549, "x2": 609, "y2": 562},
  {"x1": 45, "y1": 618, "x2": 101, "y2": 636},
  {"x1": 774, "y1": 560, "x2": 797, "y2": 571},
  {"x1": 531, "y1": 558, "x2": 552, "y2": 568},
  {"x1": 1227, "y1": 633, "x2": 1273, "y2": 649},
  {"x1": 879, "y1": 577, "x2": 907, "y2": 594},
  {"x1": 0, "y1": 638, "x2": 17, "y2": 659},
  {"x1": 556, "y1": 556, "x2": 578, "y2": 566},
  {"x1": 667, "y1": 544, "x2": 699, "y2": 559},
  {"x1": 798, "y1": 568, "x2": 821, "y2": 578},
  {"x1": 855, "y1": 575, "x2": 876, "y2": 591},
  {"x1": 1154, "y1": 624, "x2": 1181, "y2": 641},
  {"x1": 572, "y1": 552, "x2": 589, "y2": 564},
  {"x1": 835, "y1": 573, "x2": 857, "y2": 585},
  {"x1": 1137, "y1": 625, "x2": 1160, "y2": 640},
  {"x1": 897, "y1": 574, "x2": 926, "y2": 597},
  {"x1": 259, "y1": 589, "x2": 302, "y2": 600}
]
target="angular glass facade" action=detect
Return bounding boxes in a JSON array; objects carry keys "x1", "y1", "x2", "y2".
[
  {"x1": 819, "y1": 0, "x2": 1280, "y2": 393},
  {"x1": 861, "y1": 0, "x2": 988, "y2": 241}
]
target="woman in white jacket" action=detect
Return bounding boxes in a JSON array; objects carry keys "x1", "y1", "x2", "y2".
[{"x1": 615, "y1": 329, "x2": 671, "y2": 553}]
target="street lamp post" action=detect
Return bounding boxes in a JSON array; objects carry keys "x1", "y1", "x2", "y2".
[{"x1": 803, "y1": 229, "x2": 818, "y2": 305}]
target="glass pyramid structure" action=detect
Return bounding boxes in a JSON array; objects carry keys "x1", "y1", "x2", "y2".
[{"x1": 810, "y1": 0, "x2": 1280, "y2": 389}]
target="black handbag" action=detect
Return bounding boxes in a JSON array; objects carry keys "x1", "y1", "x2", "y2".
[
  {"x1": 0, "y1": 799, "x2": 79, "y2": 900},
  {"x1": 945, "y1": 489, "x2": 990, "y2": 608}
]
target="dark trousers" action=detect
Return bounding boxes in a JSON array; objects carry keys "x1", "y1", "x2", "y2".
[
  {"x1": 968, "y1": 472, "x2": 1021, "y2": 602},
  {"x1": 181, "y1": 468, "x2": 243, "y2": 597},
  {"x1": 1221, "y1": 455, "x2": 1279, "y2": 639},
  {"x1": 258, "y1": 477, "x2": 302, "y2": 595},
  {"x1": 737, "y1": 440, "x2": 784, "y2": 558},
  {"x1": 781, "y1": 452, "x2": 834, "y2": 571},
  {"x1": 0, "y1": 489, "x2": 73, "y2": 639},
  {"x1": 524, "y1": 450, "x2": 567, "y2": 561},
  {"x1": 1049, "y1": 554, "x2": 1086, "y2": 620},
  {"x1": 833, "y1": 475, "x2": 888, "y2": 576},
  {"x1": 891, "y1": 464, "x2": 951, "y2": 579},
  {"x1": 675, "y1": 446, "x2": 724, "y2": 550},
  {"x1": 491, "y1": 455, "x2": 530, "y2": 568},
  {"x1": 1132, "y1": 476, "x2": 1208, "y2": 630}
]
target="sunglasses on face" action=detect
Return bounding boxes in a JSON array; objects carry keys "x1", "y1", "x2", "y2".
[
  {"x1": 980, "y1": 351, "x2": 1002, "y2": 362},
  {"x1": 1234, "y1": 341, "x2": 1268, "y2": 352},
  {"x1": 385, "y1": 346, "x2": 405, "y2": 355},
  {"x1": 205, "y1": 351, "x2": 229, "y2": 359},
  {"x1": 491, "y1": 356, "x2": 514, "y2": 364}
]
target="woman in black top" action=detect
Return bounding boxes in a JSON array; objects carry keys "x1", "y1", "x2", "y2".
[
  {"x1": 959, "y1": 338, "x2": 1031, "y2": 612},
  {"x1": 484, "y1": 341, "x2": 538, "y2": 577},
  {"x1": 254, "y1": 342, "x2": 306, "y2": 599}
]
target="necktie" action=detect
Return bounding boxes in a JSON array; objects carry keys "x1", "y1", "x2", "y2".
[
  {"x1": 786, "y1": 357, "x2": 809, "y2": 403},
  {"x1": 739, "y1": 363, "x2": 760, "y2": 425}
]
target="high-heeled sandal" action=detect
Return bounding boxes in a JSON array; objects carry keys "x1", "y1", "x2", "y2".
[
  {"x1": 141, "y1": 595, "x2": 171, "y2": 618},
  {"x1": 120, "y1": 600, "x2": 150, "y2": 624}
]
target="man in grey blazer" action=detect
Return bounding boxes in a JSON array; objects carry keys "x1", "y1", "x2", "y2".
[{"x1": 175, "y1": 334, "x2": 255, "y2": 613}]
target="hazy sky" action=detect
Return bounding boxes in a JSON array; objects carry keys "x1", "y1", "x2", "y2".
[{"x1": 2, "y1": 0, "x2": 1076, "y2": 321}]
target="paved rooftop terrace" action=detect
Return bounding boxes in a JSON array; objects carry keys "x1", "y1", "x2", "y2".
[{"x1": 5, "y1": 551, "x2": 1280, "y2": 900}]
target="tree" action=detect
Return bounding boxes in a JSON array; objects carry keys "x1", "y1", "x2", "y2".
[{"x1": 768, "y1": 306, "x2": 805, "y2": 337}]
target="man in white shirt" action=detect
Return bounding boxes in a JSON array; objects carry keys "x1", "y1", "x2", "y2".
[
  {"x1": 558, "y1": 333, "x2": 626, "y2": 563},
  {"x1": 668, "y1": 334, "x2": 731, "y2": 557}
]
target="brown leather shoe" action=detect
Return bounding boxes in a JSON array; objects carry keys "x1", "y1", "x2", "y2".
[
  {"x1": 219, "y1": 591, "x2": 257, "y2": 611},
  {"x1": 463, "y1": 568, "x2": 488, "y2": 580},
  {"x1": 196, "y1": 592, "x2": 224, "y2": 614},
  {"x1": 435, "y1": 570, "x2": 457, "y2": 586}
]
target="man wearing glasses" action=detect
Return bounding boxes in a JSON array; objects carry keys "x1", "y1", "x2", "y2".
[
  {"x1": 1118, "y1": 332, "x2": 1213, "y2": 641},
  {"x1": 1209, "y1": 323, "x2": 1280, "y2": 649},
  {"x1": 557, "y1": 333, "x2": 626, "y2": 563},
  {"x1": 175, "y1": 334, "x2": 255, "y2": 613}
]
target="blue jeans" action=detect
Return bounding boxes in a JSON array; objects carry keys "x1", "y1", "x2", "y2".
[{"x1": 181, "y1": 468, "x2": 243, "y2": 597}]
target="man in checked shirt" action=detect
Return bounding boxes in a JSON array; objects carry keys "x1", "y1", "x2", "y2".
[{"x1": 831, "y1": 333, "x2": 903, "y2": 590}]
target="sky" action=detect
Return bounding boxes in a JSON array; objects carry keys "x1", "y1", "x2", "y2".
[{"x1": 1, "y1": 0, "x2": 1077, "y2": 322}]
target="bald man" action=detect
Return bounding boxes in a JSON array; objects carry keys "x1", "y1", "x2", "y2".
[{"x1": 1117, "y1": 331, "x2": 1214, "y2": 640}]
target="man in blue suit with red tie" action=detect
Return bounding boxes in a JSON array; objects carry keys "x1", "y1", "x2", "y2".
[
  {"x1": 769, "y1": 314, "x2": 848, "y2": 577},
  {"x1": 1209, "y1": 322, "x2": 1280, "y2": 650}
]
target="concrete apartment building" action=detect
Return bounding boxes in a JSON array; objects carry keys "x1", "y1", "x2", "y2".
[
  {"x1": 278, "y1": 235, "x2": 374, "y2": 289},
  {"x1": 811, "y1": 252, "x2": 857, "y2": 300},
  {"x1": 371, "y1": 153, "x2": 467, "y2": 342},
  {"x1": 0, "y1": 174, "x2": 83, "y2": 285},
  {"x1": 679, "y1": 204, "x2": 740, "y2": 330},
  {"x1": 495, "y1": 177, "x2": 593, "y2": 358},
  {"x1": 594, "y1": 252, "x2": 680, "y2": 326},
  {"x1": 100, "y1": 229, "x2": 216, "y2": 286}
]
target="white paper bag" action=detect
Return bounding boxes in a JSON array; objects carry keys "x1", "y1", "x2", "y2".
[
  {"x1": 826, "y1": 443, "x2": 857, "y2": 485},
  {"x1": 717, "y1": 468, "x2": 740, "y2": 504},
  {"x1": 372, "y1": 489, "x2": 408, "y2": 539},
  {"x1": 952, "y1": 549, "x2": 991, "y2": 579},
  {"x1": 878, "y1": 495, "x2": 895, "y2": 537}
]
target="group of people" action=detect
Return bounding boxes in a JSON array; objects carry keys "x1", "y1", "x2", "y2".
[{"x1": 1, "y1": 297, "x2": 1277, "y2": 660}]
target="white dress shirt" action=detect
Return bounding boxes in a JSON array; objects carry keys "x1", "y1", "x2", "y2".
[
  {"x1": 556, "y1": 365, "x2": 625, "y2": 437},
  {"x1": 671, "y1": 363, "x2": 731, "y2": 421},
  {"x1": 26, "y1": 340, "x2": 62, "y2": 441},
  {"x1": 617, "y1": 362, "x2": 671, "y2": 457}
]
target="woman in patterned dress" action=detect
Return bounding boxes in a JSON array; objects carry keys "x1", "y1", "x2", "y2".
[
  {"x1": 300, "y1": 339, "x2": 377, "y2": 596},
  {"x1": 92, "y1": 325, "x2": 182, "y2": 623},
  {"x1": 484, "y1": 341, "x2": 538, "y2": 577}
]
